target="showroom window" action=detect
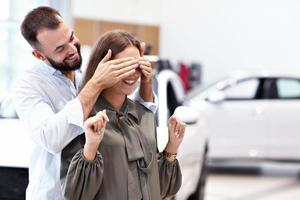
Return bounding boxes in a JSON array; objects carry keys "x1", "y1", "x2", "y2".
[
  {"x1": 0, "y1": 0, "x2": 70, "y2": 116},
  {"x1": 223, "y1": 78, "x2": 259, "y2": 100},
  {"x1": 0, "y1": 0, "x2": 45, "y2": 100},
  {"x1": 276, "y1": 78, "x2": 300, "y2": 99}
]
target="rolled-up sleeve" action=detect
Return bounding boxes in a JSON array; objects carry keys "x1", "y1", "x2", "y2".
[
  {"x1": 66, "y1": 97, "x2": 84, "y2": 127},
  {"x1": 63, "y1": 149, "x2": 104, "y2": 200},
  {"x1": 130, "y1": 89, "x2": 158, "y2": 113},
  {"x1": 157, "y1": 152, "x2": 182, "y2": 199},
  {"x1": 13, "y1": 77, "x2": 84, "y2": 154}
]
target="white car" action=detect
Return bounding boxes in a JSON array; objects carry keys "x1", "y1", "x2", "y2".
[
  {"x1": 185, "y1": 71, "x2": 300, "y2": 165},
  {"x1": 0, "y1": 67, "x2": 208, "y2": 200},
  {"x1": 153, "y1": 65, "x2": 208, "y2": 200},
  {"x1": 0, "y1": 97, "x2": 33, "y2": 199}
]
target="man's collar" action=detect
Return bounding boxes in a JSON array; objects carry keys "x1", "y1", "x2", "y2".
[{"x1": 43, "y1": 62, "x2": 61, "y2": 75}]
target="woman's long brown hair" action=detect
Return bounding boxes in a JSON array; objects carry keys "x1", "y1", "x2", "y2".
[{"x1": 81, "y1": 30, "x2": 141, "y2": 90}]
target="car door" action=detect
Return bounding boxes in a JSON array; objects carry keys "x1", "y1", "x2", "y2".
[
  {"x1": 207, "y1": 78, "x2": 268, "y2": 159},
  {"x1": 155, "y1": 70, "x2": 185, "y2": 151},
  {"x1": 265, "y1": 77, "x2": 300, "y2": 160}
]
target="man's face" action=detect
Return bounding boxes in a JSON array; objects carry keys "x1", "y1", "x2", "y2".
[
  {"x1": 46, "y1": 42, "x2": 82, "y2": 71},
  {"x1": 36, "y1": 19, "x2": 82, "y2": 71}
]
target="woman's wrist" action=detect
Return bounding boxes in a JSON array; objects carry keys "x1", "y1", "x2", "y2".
[
  {"x1": 164, "y1": 142, "x2": 179, "y2": 154},
  {"x1": 163, "y1": 150, "x2": 177, "y2": 162},
  {"x1": 83, "y1": 143, "x2": 99, "y2": 160},
  {"x1": 163, "y1": 141, "x2": 179, "y2": 162}
]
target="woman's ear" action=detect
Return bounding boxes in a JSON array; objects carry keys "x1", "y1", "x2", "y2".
[{"x1": 32, "y1": 50, "x2": 45, "y2": 61}]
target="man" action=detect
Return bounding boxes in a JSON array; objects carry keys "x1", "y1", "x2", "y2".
[{"x1": 13, "y1": 6, "x2": 157, "y2": 200}]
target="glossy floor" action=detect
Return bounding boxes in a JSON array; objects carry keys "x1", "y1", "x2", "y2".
[{"x1": 205, "y1": 163, "x2": 300, "y2": 200}]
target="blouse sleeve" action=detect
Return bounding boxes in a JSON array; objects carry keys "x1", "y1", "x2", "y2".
[
  {"x1": 63, "y1": 149, "x2": 104, "y2": 200},
  {"x1": 157, "y1": 152, "x2": 182, "y2": 199}
]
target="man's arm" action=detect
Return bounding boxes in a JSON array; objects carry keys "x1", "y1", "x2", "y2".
[
  {"x1": 13, "y1": 78, "x2": 84, "y2": 154},
  {"x1": 132, "y1": 42, "x2": 158, "y2": 112},
  {"x1": 137, "y1": 42, "x2": 154, "y2": 103},
  {"x1": 139, "y1": 78, "x2": 154, "y2": 102},
  {"x1": 13, "y1": 52, "x2": 139, "y2": 154}
]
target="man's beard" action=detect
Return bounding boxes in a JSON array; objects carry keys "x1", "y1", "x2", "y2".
[{"x1": 47, "y1": 43, "x2": 82, "y2": 71}]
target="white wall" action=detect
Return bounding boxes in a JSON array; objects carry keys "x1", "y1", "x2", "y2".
[
  {"x1": 72, "y1": 0, "x2": 161, "y2": 25},
  {"x1": 72, "y1": 0, "x2": 300, "y2": 84},
  {"x1": 161, "y1": 0, "x2": 300, "y2": 83}
]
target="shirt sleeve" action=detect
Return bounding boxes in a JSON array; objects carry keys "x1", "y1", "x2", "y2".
[
  {"x1": 13, "y1": 77, "x2": 84, "y2": 154},
  {"x1": 157, "y1": 152, "x2": 182, "y2": 198},
  {"x1": 129, "y1": 88, "x2": 158, "y2": 114},
  {"x1": 63, "y1": 149, "x2": 104, "y2": 200}
]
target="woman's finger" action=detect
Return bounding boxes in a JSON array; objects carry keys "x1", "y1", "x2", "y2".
[
  {"x1": 103, "y1": 114, "x2": 109, "y2": 123},
  {"x1": 168, "y1": 116, "x2": 177, "y2": 135},
  {"x1": 97, "y1": 116, "x2": 104, "y2": 133},
  {"x1": 178, "y1": 122, "x2": 186, "y2": 139},
  {"x1": 174, "y1": 118, "x2": 180, "y2": 138},
  {"x1": 102, "y1": 110, "x2": 109, "y2": 122},
  {"x1": 93, "y1": 118, "x2": 99, "y2": 133},
  {"x1": 96, "y1": 121, "x2": 101, "y2": 135}
]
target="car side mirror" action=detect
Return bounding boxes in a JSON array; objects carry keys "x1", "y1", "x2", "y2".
[
  {"x1": 207, "y1": 91, "x2": 225, "y2": 104},
  {"x1": 174, "y1": 106, "x2": 198, "y2": 125}
]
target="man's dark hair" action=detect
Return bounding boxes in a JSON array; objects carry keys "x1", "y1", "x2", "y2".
[{"x1": 20, "y1": 6, "x2": 62, "y2": 48}]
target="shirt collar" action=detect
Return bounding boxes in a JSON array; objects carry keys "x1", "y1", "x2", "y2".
[
  {"x1": 42, "y1": 62, "x2": 82, "y2": 88},
  {"x1": 95, "y1": 95, "x2": 140, "y2": 123},
  {"x1": 41, "y1": 62, "x2": 59, "y2": 75}
]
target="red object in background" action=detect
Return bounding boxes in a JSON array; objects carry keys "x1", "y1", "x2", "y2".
[{"x1": 179, "y1": 63, "x2": 190, "y2": 93}]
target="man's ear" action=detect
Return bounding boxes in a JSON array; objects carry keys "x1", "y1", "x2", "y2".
[{"x1": 32, "y1": 50, "x2": 46, "y2": 61}]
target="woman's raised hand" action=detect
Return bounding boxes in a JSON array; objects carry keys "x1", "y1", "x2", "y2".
[
  {"x1": 83, "y1": 110, "x2": 109, "y2": 160},
  {"x1": 164, "y1": 115, "x2": 187, "y2": 154}
]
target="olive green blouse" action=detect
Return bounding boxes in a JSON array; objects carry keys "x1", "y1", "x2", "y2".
[{"x1": 60, "y1": 96, "x2": 182, "y2": 200}]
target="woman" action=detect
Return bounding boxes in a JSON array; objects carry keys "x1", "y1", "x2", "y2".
[{"x1": 60, "y1": 30, "x2": 186, "y2": 200}]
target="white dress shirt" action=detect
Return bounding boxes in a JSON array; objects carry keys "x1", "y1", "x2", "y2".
[{"x1": 13, "y1": 62, "x2": 157, "y2": 200}]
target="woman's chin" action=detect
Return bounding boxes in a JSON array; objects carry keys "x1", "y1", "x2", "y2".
[{"x1": 124, "y1": 89, "x2": 135, "y2": 96}]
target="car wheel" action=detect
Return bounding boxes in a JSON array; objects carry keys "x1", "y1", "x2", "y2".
[{"x1": 187, "y1": 147, "x2": 208, "y2": 200}]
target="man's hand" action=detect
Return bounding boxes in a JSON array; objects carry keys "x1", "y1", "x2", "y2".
[
  {"x1": 91, "y1": 49, "x2": 139, "y2": 89},
  {"x1": 78, "y1": 50, "x2": 139, "y2": 120},
  {"x1": 139, "y1": 57, "x2": 152, "y2": 83},
  {"x1": 83, "y1": 110, "x2": 109, "y2": 160},
  {"x1": 138, "y1": 43, "x2": 154, "y2": 102}
]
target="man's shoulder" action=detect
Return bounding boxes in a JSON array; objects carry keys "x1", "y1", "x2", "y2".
[{"x1": 15, "y1": 63, "x2": 55, "y2": 85}]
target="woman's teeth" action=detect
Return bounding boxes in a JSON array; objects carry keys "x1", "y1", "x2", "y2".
[{"x1": 124, "y1": 80, "x2": 135, "y2": 85}]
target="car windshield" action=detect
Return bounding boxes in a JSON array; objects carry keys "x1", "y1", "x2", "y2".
[{"x1": 186, "y1": 77, "x2": 229, "y2": 101}]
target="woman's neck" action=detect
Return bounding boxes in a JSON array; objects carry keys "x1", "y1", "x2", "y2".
[{"x1": 102, "y1": 89, "x2": 126, "y2": 112}]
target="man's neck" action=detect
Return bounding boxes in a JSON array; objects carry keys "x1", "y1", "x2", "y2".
[{"x1": 61, "y1": 70, "x2": 75, "y2": 85}]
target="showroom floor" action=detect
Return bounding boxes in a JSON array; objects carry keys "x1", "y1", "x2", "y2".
[{"x1": 205, "y1": 163, "x2": 300, "y2": 200}]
